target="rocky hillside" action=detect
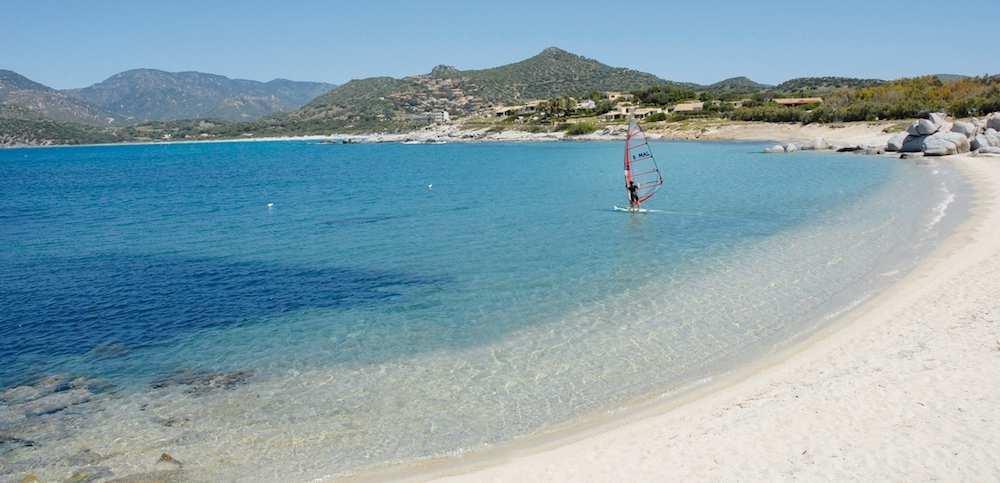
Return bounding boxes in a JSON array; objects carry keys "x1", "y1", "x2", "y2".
[
  {"x1": 0, "y1": 70, "x2": 114, "y2": 125},
  {"x1": 431, "y1": 47, "x2": 668, "y2": 101},
  {"x1": 292, "y1": 47, "x2": 672, "y2": 128},
  {"x1": 65, "y1": 69, "x2": 336, "y2": 122}
]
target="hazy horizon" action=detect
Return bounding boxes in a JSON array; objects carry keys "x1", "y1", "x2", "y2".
[{"x1": 6, "y1": 0, "x2": 1000, "y2": 89}]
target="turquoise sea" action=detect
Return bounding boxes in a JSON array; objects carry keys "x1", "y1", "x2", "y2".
[{"x1": 0, "y1": 140, "x2": 966, "y2": 480}]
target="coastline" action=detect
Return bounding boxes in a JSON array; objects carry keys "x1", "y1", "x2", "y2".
[
  {"x1": 5, "y1": 125, "x2": 993, "y2": 482},
  {"x1": 379, "y1": 154, "x2": 999, "y2": 481},
  {"x1": 0, "y1": 120, "x2": 902, "y2": 151}
]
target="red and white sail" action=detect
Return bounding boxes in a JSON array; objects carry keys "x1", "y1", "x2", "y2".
[{"x1": 623, "y1": 118, "x2": 664, "y2": 206}]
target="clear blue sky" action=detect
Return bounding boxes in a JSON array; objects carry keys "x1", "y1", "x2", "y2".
[{"x1": 6, "y1": 0, "x2": 999, "y2": 89}]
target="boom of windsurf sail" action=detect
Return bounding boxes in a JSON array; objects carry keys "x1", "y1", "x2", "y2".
[{"x1": 623, "y1": 117, "x2": 664, "y2": 207}]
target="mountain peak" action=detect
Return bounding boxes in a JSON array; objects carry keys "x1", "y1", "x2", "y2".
[
  {"x1": 535, "y1": 47, "x2": 578, "y2": 59},
  {"x1": 430, "y1": 64, "x2": 460, "y2": 77},
  {"x1": 540, "y1": 46, "x2": 569, "y2": 55}
]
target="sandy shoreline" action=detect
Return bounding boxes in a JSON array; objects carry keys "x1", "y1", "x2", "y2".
[
  {"x1": 376, "y1": 154, "x2": 998, "y2": 481},
  {"x1": 0, "y1": 120, "x2": 903, "y2": 150}
]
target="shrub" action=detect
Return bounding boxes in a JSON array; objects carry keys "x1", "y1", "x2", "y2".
[
  {"x1": 730, "y1": 105, "x2": 808, "y2": 123},
  {"x1": 563, "y1": 121, "x2": 597, "y2": 136}
]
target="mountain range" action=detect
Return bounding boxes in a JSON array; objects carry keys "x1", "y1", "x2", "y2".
[
  {"x1": 64, "y1": 69, "x2": 336, "y2": 122},
  {"x1": 10, "y1": 46, "x2": 982, "y2": 146},
  {"x1": 0, "y1": 69, "x2": 336, "y2": 126}
]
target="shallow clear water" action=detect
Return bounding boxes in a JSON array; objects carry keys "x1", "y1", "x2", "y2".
[{"x1": 0, "y1": 140, "x2": 965, "y2": 480}]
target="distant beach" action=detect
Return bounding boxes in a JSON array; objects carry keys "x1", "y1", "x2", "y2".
[{"x1": 0, "y1": 120, "x2": 900, "y2": 152}]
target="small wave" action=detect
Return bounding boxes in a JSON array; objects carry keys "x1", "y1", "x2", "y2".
[
  {"x1": 925, "y1": 182, "x2": 955, "y2": 231},
  {"x1": 823, "y1": 293, "x2": 872, "y2": 321}
]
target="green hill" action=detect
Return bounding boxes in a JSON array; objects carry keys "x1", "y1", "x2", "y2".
[
  {"x1": 294, "y1": 47, "x2": 673, "y2": 129},
  {"x1": 705, "y1": 76, "x2": 772, "y2": 93},
  {"x1": 292, "y1": 77, "x2": 430, "y2": 122},
  {"x1": 436, "y1": 47, "x2": 668, "y2": 101},
  {"x1": 0, "y1": 116, "x2": 122, "y2": 146},
  {"x1": 774, "y1": 76, "x2": 884, "y2": 93}
]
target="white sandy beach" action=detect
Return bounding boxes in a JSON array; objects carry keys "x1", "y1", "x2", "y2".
[{"x1": 398, "y1": 154, "x2": 1000, "y2": 482}]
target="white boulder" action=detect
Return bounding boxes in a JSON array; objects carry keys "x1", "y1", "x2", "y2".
[
  {"x1": 922, "y1": 136, "x2": 956, "y2": 156},
  {"x1": 971, "y1": 132, "x2": 1000, "y2": 150},
  {"x1": 951, "y1": 121, "x2": 977, "y2": 139},
  {"x1": 811, "y1": 137, "x2": 829, "y2": 150},
  {"x1": 927, "y1": 112, "x2": 948, "y2": 126},
  {"x1": 922, "y1": 132, "x2": 970, "y2": 156},
  {"x1": 907, "y1": 119, "x2": 939, "y2": 136},
  {"x1": 886, "y1": 132, "x2": 908, "y2": 151},
  {"x1": 900, "y1": 134, "x2": 926, "y2": 153},
  {"x1": 944, "y1": 131, "x2": 971, "y2": 153},
  {"x1": 987, "y1": 113, "x2": 1000, "y2": 132},
  {"x1": 764, "y1": 144, "x2": 785, "y2": 153},
  {"x1": 784, "y1": 143, "x2": 799, "y2": 152}
]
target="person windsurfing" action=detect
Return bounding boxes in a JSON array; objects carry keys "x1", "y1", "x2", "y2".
[
  {"x1": 627, "y1": 180, "x2": 640, "y2": 209},
  {"x1": 618, "y1": 117, "x2": 664, "y2": 213}
]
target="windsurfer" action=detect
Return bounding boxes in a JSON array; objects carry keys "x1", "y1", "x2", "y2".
[{"x1": 627, "y1": 180, "x2": 640, "y2": 208}]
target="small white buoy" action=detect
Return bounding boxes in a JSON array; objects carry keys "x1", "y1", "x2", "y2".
[
  {"x1": 426, "y1": 184, "x2": 433, "y2": 191},
  {"x1": 267, "y1": 202, "x2": 274, "y2": 209}
]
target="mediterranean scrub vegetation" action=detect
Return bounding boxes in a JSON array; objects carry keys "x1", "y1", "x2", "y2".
[
  {"x1": 560, "y1": 121, "x2": 597, "y2": 135},
  {"x1": 631, "y1": 85, "x2": 697, "y2": 106},
  {"x1": 730, "y1": 76, "x2": 1000, "y2": 123}
]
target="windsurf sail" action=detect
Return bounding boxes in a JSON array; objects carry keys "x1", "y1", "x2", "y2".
[{"x1": 623, "y1": 117, "x2": 664, "y2": 207}]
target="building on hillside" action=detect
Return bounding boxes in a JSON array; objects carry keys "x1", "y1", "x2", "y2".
[
  {"x1": 575, "y1": 99, "x2": 596, "y2": 110},
  {"x1": 772, "y1": 97, "x2": 823, "y2": 107},
  {"x1": 493, "y1": 101, "x2": 544, "y2": 118},
  {"x1": 494, "y1": 105, "x2": 521, "y2": 118},
  {"x1": 404, "y1": 111, "x2": 451, "y2": 123},
  {"x1": 600, "y1": 107, "x2": 631, "y2": 121},
  {"x1": 428, "y1": 111, "x2": 450, "y2": 123},
  {"x1": 728, "y1": 99, "x2": 752, "y2": 109},
  {"x1": 671, "y1": 101, "x2": 704, "y2": 113},
  {"x1": 600, "y1": 107, "x2": 665, "y2": 121},
  {"x1": 606, "y1": 92, "x2": 634, "y2": 102},
  {"x1": 523, "y1": 100, "x2": 544, "y2": 112},
  {"x1": 632, "y1": 107, "x2": 666, "y2": 119}
]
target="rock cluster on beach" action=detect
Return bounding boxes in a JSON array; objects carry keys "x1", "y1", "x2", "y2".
[
  {"x1": 764, "y1": 138, "x2": 833, "y2": 153},
  {"x1": 762, "y1": 111, "x2": 1000, "y2": 158},
  {"x1": 886, "y1": 112, "x2": 1000, "y2": 157}
]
